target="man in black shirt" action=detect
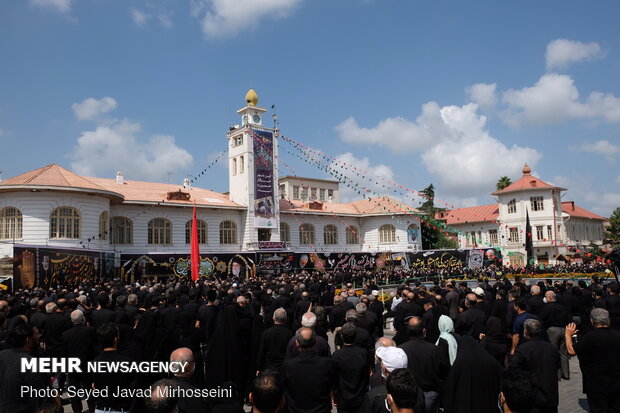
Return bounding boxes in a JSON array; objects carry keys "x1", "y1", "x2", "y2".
[
  {"x1": 455, "y1": 293, "x2": 487, "y2": 340},
  {"x1": 169, "y1": 347, "x2": 209, "y2": 413},
  {"x1": 91, "y1": 294, "x2": 116, "y2": 330},
  {"x1": 280, "y1": 327, "x2": 336, "y2": 413},
  {"x1": 63, "y1": 309, "x2": 97, "y2": 413},
  {"x1": 0, "y1": 323, "x2": 51, "y2": 413},
  {"x1": 42, "y1": 299, "x2": 71, "y2": 357},
  {"x1": 332, "y1": 323, "x2": 370, "y2": 413},
  {"x1": 329, "y1": 296, "x2": 353, "y2": 332},
  {"x1": 509, "y1": 319, "x2": 560, "y2": 413},
  {"x1": 399, "y1": 316, "x2": 442, "y2": 413},
  {"x1": 196, "y1": 289, "x2": 219, "y2": 344},
  {"x1": 91, "y1": 322, "x2": 135, "y2": 412},
  {"x1": 566, "y1": 308, "x2": 620, "y2": 413},
  {"x1": 526, "y1": 285, "x2": 545, "y2": 316},
  {"x1": 540, "y1": 290, "x2": 571, "y2": 380},
  {"x1": 257, "y1": 308, "x2": 294, "y2": 373}
]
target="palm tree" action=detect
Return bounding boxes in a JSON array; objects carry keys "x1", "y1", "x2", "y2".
[{"x1": 496, "y1": 176, "x2": 512, "y2": 191}]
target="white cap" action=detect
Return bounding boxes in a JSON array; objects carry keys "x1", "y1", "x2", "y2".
[
  {"x1": 376, "y1": 347, "x2": 408, "y2": 372},
  {"x1": 232, "y1": 283, "x2": 238, "y2": 288},
  {"x1": 473, "y1": 287, "x2": 485, "y2": 297},
  {"x1": 372, "y1": 290, "x2": 379, "y2": 296}
]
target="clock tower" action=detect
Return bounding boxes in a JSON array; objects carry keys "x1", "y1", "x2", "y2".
[{"x1": 227, "y1": 89, "x2": 280, "y2": 245}]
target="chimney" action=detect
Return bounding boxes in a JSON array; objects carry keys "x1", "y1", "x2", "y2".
[
  {"x1": 0, "y1": 171, "x2": 3, "y2": 182},
  {"x1": 571, "y1": 201, "x2": 575, "y2": 211},
  {"x1": 183, "y1": 178, "x2": 191, "y2": 190},
  {"x1": 115, "y1": 171, "x2": 124, "y2": 185}
]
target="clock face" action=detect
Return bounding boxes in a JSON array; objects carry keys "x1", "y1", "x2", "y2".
[
  {"x1": 242, "y1": 115, "x2": 248, "y2": 124},
  {"x1": 253, "y1": 115, "x2": 261, "y2": 123}
]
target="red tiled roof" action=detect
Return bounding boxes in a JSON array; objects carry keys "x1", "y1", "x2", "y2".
[
  {"x1": 0, "y1": 164, "x2": 124, "y2": 201},
  {"x1": 436, "y1": 204, "x2": 499, "y2": 225},
  {"x1": 88, "y1": 177, "x2": 241, "y2": 208},
  {"x1": 491, "y1": 175, "x2": 565, "y2": 195},
  {"x1": 562, "y1": 202, "x2": 607, "y2": 221},
  {"x1": 0, "y1": 164, "x2": 111, "y2": 191},
  {"x1": 279, "y1": 196, "x2": 419, "y2": 216}
]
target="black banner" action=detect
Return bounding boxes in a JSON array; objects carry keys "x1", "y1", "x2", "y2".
[
  {"x1": 13, "y1": 245, "x2": 115, "y2": 289},
  {"x1": 405, "y1": 248, "x2": 502, "y2": 270},
  {"x1": 120, "y1": 253, "x2": 257, "y2": 280}
]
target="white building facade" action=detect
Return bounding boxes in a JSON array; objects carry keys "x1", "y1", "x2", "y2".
[
  {"x1": 440, "y1": 164, "x2": 607, "y2": 266},
  {"x1": 0, "y1": 90, "x2": 423, "y2": 280}
]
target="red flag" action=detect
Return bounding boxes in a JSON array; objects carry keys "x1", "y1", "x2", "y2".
[{"x1": 190, "y1": 202, "x2": 200, "y2": 281}]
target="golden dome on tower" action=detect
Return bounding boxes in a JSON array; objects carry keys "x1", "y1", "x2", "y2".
[
  {"x1": 522, "y1": 163, "x2": 532, "y2": 176},
  {"x1": 245, "y1": 89, "x2": 258, "y2": 106}
]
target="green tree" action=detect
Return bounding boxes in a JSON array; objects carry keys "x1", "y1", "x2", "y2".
[
  {"x1": 605, "y1": 207, "x2": 620, "y2": 245},
  {"x1": 418, "y1": 183, "x2": 457, "y2": 249},
  {"x1": 496, "y1": 176, "x2": 512, "y2": 191}
]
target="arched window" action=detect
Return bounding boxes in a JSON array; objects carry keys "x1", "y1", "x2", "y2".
[
  {"x1": 299, "y1": 223, "x2": 315, "y2": 245},
  {"x1": 280, "y1": 222, "x2": 290, "y2": 243},
  {"x1": 110, "y1": 217, "x2": 133, "y2": 244},
  {"x1": 346, "y1": 226, "x2": 359, "y2": 245},
  {"x1": 379, "y1": 224, "x2": 396, "y2": 244},
  {"x1": 220, "y1": 221, "x2": 237, "y2": 244},
  {"x1": 324, "y1": 225, "x2": 338, "y2": 245},
  {"x1": 0, "y1": 207, "x2": 22, "y2": 240},
  {"x1": 148, "y1": 218, "x2": 172, "y2": 244},
  {"x1": 99, "y1": 211, "x2": 109, "y2": 240},
  {"x1": 407, "y1": 223, "x2": 419, "y2": 243},
  {"x1": 50, "y1": 207, "x2": 80, "y2": 239},
  {"x1": 186, "y1": 220, "x2": 207, "y2": 244}
]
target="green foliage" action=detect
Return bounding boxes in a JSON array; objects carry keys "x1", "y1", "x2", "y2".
[
  {"x1": 605, "y1": 207, "x2": 620, "y2": 245},
  {"x1": 418, "y1": 183, "x2": 457, "y2": 249},
  {"x1": 496, "y1": 176, "x2": 512, "y2": 191}
]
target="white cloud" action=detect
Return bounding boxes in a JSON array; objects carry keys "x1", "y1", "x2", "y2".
[
  {"x1": 546, "y1": 39, "x2": 604, "y2": 71},
  {"x1": 330, "y1": 153, "x2": 395, "y2": 202},
  {"x1": 585, "y1": 191, "x2": 620, "y2": 217},
  {"x1": 466, "y1": 83, "x2": 497, "y2": 111},
  {"x1": 131, "y1": 8, "x2": 150, "y2": 28},
  {"x1": 586, "y1": 92, "x2": 620, "y2": 123},
  {"x1": 69, "y1": 99, "x2": 193, "y2": 182},
  {"x1": 30, "y1": 0, "x2": 72, "y2": 13},
  {"x1": 336, "y1": 102, "x2": 447, "y2": 152},
  {"x1": 158, "y1": 13, "x2": 173, "y2": 28},
  {"x1": 130, "y1": 7, "x2": 174, "y2": 29},
  {"x1": 501, "y1": 74, "x2": 586, "y2": 126},
  {"x1": 421, "y1": 104, "x2": 541, "y2": 195},
  {"x1": 336, "y1": 102, "x2": 541, "y2": 197},
  {"x1": 573, "y1": 140, "x2": 620, "y2": 161},
  {"x1": 501, "y1": 74, "x2": 620, "y2": 126},
  {"x1": 72, "y1": 97, "x2": 118, "y2": 121},
  {"x1": 191, "y1": 0, "x2": 302, "y2": 38}
]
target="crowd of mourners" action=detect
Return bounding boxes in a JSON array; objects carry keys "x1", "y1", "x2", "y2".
[
  {"x1": 1, "y1": 267, "x2": 620, "y2": 413},
  {"x1": 365, "y1": 261, "x2": 610, "y2": 284}
]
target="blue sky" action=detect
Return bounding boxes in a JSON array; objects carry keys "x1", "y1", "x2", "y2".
[{"x1": 1, "y1": 0, "x2": 619, "y2": 216}]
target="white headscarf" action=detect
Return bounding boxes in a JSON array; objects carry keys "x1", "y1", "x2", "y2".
[{"x1": 436, "y1": 314, "x2": 458, "y2": 365}]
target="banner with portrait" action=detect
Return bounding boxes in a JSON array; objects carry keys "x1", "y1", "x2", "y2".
[
  {"x1": 120, "y1": 252, "x2": 257, "y2": 280},
  {"x1": 252, "y1": 129, "x2": 277, "y2": 229}
]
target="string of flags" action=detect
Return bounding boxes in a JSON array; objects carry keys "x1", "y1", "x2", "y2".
[
  {"x1": 279, "y1": 135, "x2": 508, "y2": 250},
  {"x1": 189, "y1": 149, "x2": 228, "y2": 184}
]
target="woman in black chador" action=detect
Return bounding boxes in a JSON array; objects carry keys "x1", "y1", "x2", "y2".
[{"x1": 442, "y1": 335, "x2": 502, "y2": 413}]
